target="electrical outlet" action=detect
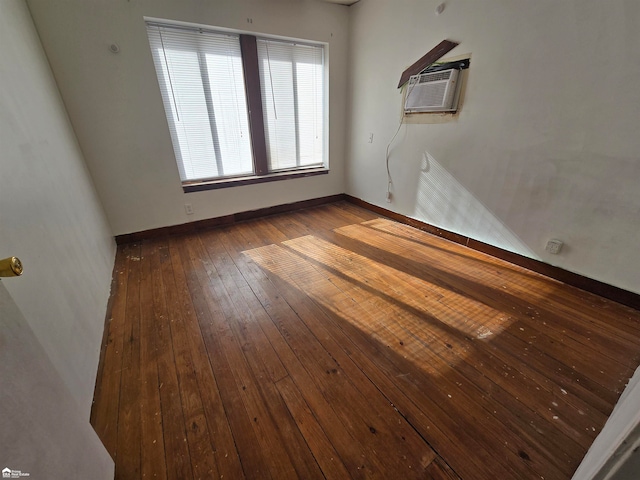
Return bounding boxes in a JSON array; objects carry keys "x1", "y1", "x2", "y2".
[
  {"x1": 386, "y1": 191, "x2": 392, "y2": 203},
  {"x1": 184, "y1": 203, "x2": 194, "y2": 215},
  {"x1": 545, "y1": 239, "x2": 563, "y2": 254}
]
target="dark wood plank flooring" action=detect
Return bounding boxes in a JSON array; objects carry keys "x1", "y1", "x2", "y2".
[{"x1": 91, "y1": 201, "x2": 640, "y2": 479}]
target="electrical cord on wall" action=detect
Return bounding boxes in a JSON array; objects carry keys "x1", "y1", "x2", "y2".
[
  {"x1": 385, "y1": 120, "x2": 403, "y2": 202},
  {"x1": 385, "y1": 80, "x2": 417, "y2": 202}
]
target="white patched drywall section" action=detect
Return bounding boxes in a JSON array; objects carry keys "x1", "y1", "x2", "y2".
[
  {"x1": 27, "y1": 0, "x2": 350, "y2": 236},
  {"x1": 346, "y1": 0, "x2": 640, "y2": 294},
  {"x1": 0, "y1": 0, "x2": 116, "y2": 418}
]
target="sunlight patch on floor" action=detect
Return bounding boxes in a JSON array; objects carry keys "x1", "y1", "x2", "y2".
[
  {"x1": 243, "y1": 236, "x2": 518, "y2": 375},
  {"x1": 335, "y1": 220, "x2": 564, "y2": 309}
]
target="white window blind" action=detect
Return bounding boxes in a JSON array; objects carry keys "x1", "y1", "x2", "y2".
[
  {"x1": 147, "y1": 24, "x2": 253, "y2": 181},
  {"x1": 257, "y1": 39, "x2": 324, "y2": 172}
]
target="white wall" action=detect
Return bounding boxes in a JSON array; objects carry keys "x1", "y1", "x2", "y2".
[
  {"x1": 27, "y1": 0, "x2": 350, "y2": 236},
  {"x1": 0, "y1": 0, "x2": 116, "y2": 418},
  {"x1": 0, "y1": 283, "x2": 114, "y2": 479},
  {"x1": 347, "y1": 0, "x2": 640, "y2": 294}
]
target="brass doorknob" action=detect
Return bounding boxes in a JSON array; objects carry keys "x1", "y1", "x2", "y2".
[{"x1": 0, "y1": 257, "x2": 23, "y2": 277}]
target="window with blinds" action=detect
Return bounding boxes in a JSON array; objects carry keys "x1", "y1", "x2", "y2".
[
  {"x1": 257, "y1": 39, "x2": 324, "y2": 172},
  {"x1": 146, "y1": 21, "x2": 327, "y2": 188}
]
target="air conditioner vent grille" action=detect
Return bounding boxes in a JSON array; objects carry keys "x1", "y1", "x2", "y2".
[
  {"x1": 418, "y1": 70, "x2": 451, "y2": 83},
  {"x1": 412, "y1": 83, "x2": 447, "y2": 107}
]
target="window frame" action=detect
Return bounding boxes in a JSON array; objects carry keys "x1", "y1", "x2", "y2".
[{"x1": 145, "y1": 19, "x2": 329, "y2": 192}]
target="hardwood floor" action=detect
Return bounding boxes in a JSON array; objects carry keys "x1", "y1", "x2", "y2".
[{"x1": 91, "y1": 201, "x2": 640, "y2": 479}]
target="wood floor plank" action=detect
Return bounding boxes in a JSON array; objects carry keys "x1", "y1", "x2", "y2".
[
  {"x1": 169, "y1": 235, "x2": 270, "y2": 479},
  {"x1": 115, "y1": 243, "x2": 142, "y2": 479},
  {"x1": 92, "y1": 244, "x2": 130, "y2": 457},
  {"x1": 160, "y1": 240, "x2": 244, "y2": 480},
  {"x1": 180, "y1": 235, "x2": 303, "y2": 480},
  {"x1": 149, "y1": 240, "x2": 194, "y2": 480},
  {"x1": 425, "y1": 457, "x2": 462, "y2": 480},
  {"x1": 333, "y1": 200, "x2": 381, "y2": 223},
  {"x1": 292, "y1": 210, "x2": 341, "y2": 233},
  {"x1": 189, "y1": 234, "x2": 324, "y2": 480},
  {"x1": 92, "y1": 202, "x2": 640, "y2": 480},
  {"x1": 149, "y1": 239, "x2": 219, "y2": 480},
  {"x1": 324, "y1": 202, "x2": 379, "y2": 224},
  {"x1": 139, "y1": 241, "x2": 168, "y2": 480},
  {"x1": 275, "y1": 376, "x2": 352, "y2": 479},
  {"x1": 270, "y1": 213, "x2": 313, "y2": 240},
  {"x1": 196, "y1": 234, "x2": 288, "y2": 383}
]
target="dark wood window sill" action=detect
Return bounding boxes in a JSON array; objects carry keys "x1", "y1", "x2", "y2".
[{"x1": 182, "y1": 167, "x2": 329, "y2": 193}]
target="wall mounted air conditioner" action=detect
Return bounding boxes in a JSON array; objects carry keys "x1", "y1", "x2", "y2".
[{"x1": 404, "y1": 68, "x2": 461, "y2": 113}]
